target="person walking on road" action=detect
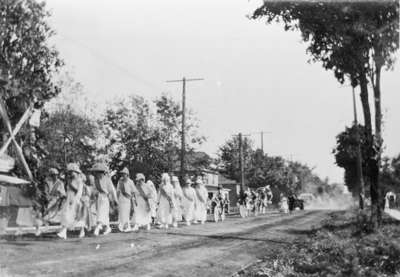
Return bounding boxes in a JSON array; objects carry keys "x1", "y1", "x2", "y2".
[
  {"x1": 90, "y1": 163, "x2": 118, "y2": 236},
  {"x1": 181, "y1": 178, "x2": 196, "y2": 226},
  {"x1": 43, "y1": 168, "x2": 66, "y2": 225},
  {"x1": 116, "y1": 167, "x2": 137, "y2": 232},
  {"x1": 193, "y1": 176, "x2": 208, "y2": 224},
  {"x1": 171, "y1": 175, "x2": 183, "y2": 228},
  {"x1": 76, "y1": 174, "x2": 96, "y2": 238},
  {"x1": 133, "y1": 174, "x2": 154, "y2": 231},
  {"x1": 279, "y1": 193, "x2": 289, "y2": 214},
  {"x1": 145, "y1": 179, "x2": 158, "y2": 225},
  {"x1": 157, "y1": 173, "x2": 175, "y2": 229},
  {"x1": 57, "y1": 163, "x2": 84, "y2": 239}
]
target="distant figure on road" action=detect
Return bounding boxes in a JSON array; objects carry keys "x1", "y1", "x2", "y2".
[
  {"x1": 279, "y1": 193, "x2": 289, "y2": 214},
  {"x1": 239, "y1": 188, "x2": 251, "y2": 218},
  {"x1": 157, "y1": 173, "x2": 175, "y2": 229},
  {"x1": 116, "y1": 167, "x2": 137, "y2": 232},
  {"x1": 211, "y1": 185, "x2": 226, "y2": 222},
  {"x1": 266, "y1": 185, "x2": 273, "y2": 206},
  {"x1": 194, "y1": 177, "x2": 208, "y2": 224},
  {"x1": 181, "y1": 178, "x2": 196, "y2": 226},
  {"x1": 90, "y1": 163, "x2": 118, "y2": 236},
  {"x1": 385, "y1": 191, "x2": 397, "y2": 210}
]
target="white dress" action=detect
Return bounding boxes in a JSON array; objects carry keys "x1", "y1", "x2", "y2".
[
  {"x1": 60, "y1": 178, "x2": 83, "y2": 229},
  {"x1": 146, "y1": 181, "x2": 158, "y2": 218},
  {"x1": 194, "y1": 185, "x2": 208, "y2": 222},
  {"x1": 43, "y1": 179, "x2": 66, "y2": 224},
  {"x1": 172, "y1": 184, "x2": 184, "y2": 221},
  {"x1": 133, "y1": 182, "x2": 155, "y2": 226},
  {"x1": 157, "y1": 183, "x2": 174, "y2": 225},
  {"x1": 182, "y1": 186, "x2": 196, "y2": 222},
  {"x1": 95, "y1": 175, "x2": 117, "y2": 226},
  {"x1": 117, "y1": 178, "x2": 137, "y2": 227},
  {"x1": 280, "y1": 197, "x2": 289, "y2": 213}
]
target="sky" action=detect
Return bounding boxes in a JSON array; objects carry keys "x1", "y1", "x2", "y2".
[{"x1": 44, "y1": 0, "x2": 400, "y2": 184}]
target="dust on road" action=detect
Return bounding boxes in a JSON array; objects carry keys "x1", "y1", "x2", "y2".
[{"x1": 0, "y1": 210, "x2": 332, "y2": 277}]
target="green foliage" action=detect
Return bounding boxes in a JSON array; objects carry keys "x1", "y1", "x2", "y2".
[
  {"x1": 218, "y1": 136, "x2": 254, "y2": 183},
  {"x1": 101, "y1": 95, "x2": 163, "y2": 179},
  {"x1": 251, "y1": 1, "x2": 399, "y2": 87},
  {"x1": 39, "y1": 107, "x2": 98, "y2": 171},
  {"x1": 0, "y1": 0, "x2": 62, "y2": 183},
  {"x1": 101, "y1": 94, "x2": 207, "y2": 182},
  {"x1": 239, "y1": 211, "x2": 400, "y2": 277},
  {"x1": 333, "y1": 124, "x2": 369, "y2": 196},
  {"x1": 381, "y1": 154, "x2": 400, "y2": 194},
  {"x1": 218, "y1": 138, "x2": 330, "y2": 197},
  {"x1": 0, "y1": 0, "x2": 62, "y2": 124}
]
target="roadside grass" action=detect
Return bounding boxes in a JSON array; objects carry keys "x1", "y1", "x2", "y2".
[{"x1": 239, "y1": 209, "x2": 400, "y2": 277}]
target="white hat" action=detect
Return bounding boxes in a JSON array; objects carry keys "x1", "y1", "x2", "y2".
[
  {"x1": 66, "y1": 163, "x2": 82, "y2": 174},
  {"x1": 171, "y1": 176, "x2": 179, "y2": 183},
  {"x1": 119, "y1": 167, "x2": 129, "y2": 175},
  {"x1": 195, "y1": 176, "x2": 203, "y2": 185},
  {"x1": 161, "y1": 173, "x2": 170, "y2": 183},
  {"x1": 135, "y1": 173, "x2": 145, "y2": 181}
]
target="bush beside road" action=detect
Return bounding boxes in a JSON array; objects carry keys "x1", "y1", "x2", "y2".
[{"x1": 238, "y1": 209, "x2": 400, "y2": 277}]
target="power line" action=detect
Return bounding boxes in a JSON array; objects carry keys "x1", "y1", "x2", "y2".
[{"x1": 58, "y1": 34, "x2": 163, "y2": 92}]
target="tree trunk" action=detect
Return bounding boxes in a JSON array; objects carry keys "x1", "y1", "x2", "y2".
[
  {"x1": 359, "y1": 74, "x2": 372, "y2": 136},
  {"x1": 359, "y1": 73, "x2": 378, "y2": 228},
  {"x1": 372, "y1": 63, "x2": 383, "y2": 226}
]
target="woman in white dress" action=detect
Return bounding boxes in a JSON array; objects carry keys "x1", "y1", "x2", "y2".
[
  {"x1": 43, "y1": 168, "x2": 65, "y2": 225},
  {"x1": 171, "y1": 176, "x2": 183, "y2": 228},
  {"x1": 181, "y1": 178, "x2": 196, "y2": 226},
  {"x1": 133, "y1": 173, "x2": 154, "y2": 231},
  {"x1": 90, "y1": 163, "x2": 118, "y2": 236},
  {"x1": 57, "y1": 163, "x2": 84, "y2": 239},
  {"x1": 279, "y1": 193, "x2": 289, "y2": 214},
  {"x1": 194, "y1": 176, "x2": 208, "y2": 224},
  {"x1": 146, "y1": 180, "x2": 158, "y2": 224},
  {"x1": 116, "y1": 167, "x2": 137, "y2": 232},
  {"x1": 76, "y1": 174, "x2": 96, "y2": 238},
  {"x1": 157, "y1": 173, "x2": 175, "y2": 229}
]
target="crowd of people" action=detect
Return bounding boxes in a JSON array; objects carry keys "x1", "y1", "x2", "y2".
[
  {"x1": 39, "y1": 162, "x2": 213, "y2": 239},
  {"x1": 237, "y1": 186, "x2": 286, "y2": 217},
  {"x1": 19, "y1": 161, "x2": 298, "y2": 240}
]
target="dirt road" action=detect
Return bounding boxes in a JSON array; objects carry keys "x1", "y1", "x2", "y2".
[{"x1": 0, "y1": 210, "x2": 331, "y2": 277}]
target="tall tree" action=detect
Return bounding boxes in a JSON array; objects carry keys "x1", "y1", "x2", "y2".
[
  {"x1": 333, "y1": 125, "x2": 369, "y2": 197},
  {"x1": 0, "y1": 0, "x2": 62, "y2": 181},
  {"x1": 39, "y1": 108, "x2": 98, "y2": 171},
  {"x1": 154, "y1": 94, "x2": 206, "y2": 173},
  {"x1": 218, "y1": 136, "x2": 254, "y2": 183},
  {"x1": 251, "y1": 1, "x2": 399, "y2": 227},
  {"x1": 0, "y1": 0, "x2": 62, "y2": 125},
  {"x1": 102, "y1": 94, "x2": 207, "y2": 183}
]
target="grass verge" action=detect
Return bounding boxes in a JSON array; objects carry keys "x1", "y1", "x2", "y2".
[{"x1": 238, "y1": 209, "x2": 400, "y2": 277}]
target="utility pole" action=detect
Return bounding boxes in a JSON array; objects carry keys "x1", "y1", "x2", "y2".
[
  {"x1": 257, "y1": 131, "x2": 271, "y2": 153},
  {"x1": 166, "y1": 77, "x2": 204, "y2": 180},
  {"x1": 239, "y1": 133, "x2": 245, "y2": 195},
  {"x1": 234, "y1": 132, "x2": 250, "y2": 194},
  {"x1": 353, "y1": 86, "x2": 365, "y2": 210}
]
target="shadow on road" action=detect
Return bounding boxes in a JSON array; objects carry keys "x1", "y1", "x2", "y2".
[{"x1": 164, "y1": 231, "x2": 292, "y2": 245}]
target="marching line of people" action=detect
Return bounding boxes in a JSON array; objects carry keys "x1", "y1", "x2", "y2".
[
  {"x1": 35, "y1": 162, "x2": 292, "y2": 240},
  {"x1": 40, "y1": 162, "x2": 215, "y2": 239}
]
